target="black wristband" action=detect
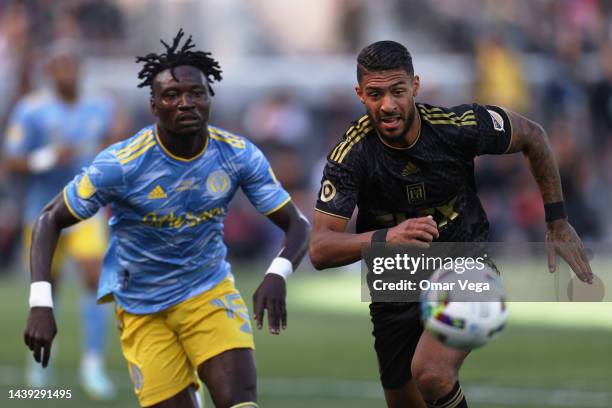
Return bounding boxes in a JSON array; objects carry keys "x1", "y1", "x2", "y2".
[
  {"x1": 371, "y1": 228, "x2": 388, "y2": 243},
  {"x1": 544, "y1": 201, "x2": 567, "y2": 222}
]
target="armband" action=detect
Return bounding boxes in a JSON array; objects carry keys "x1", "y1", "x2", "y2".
[
  {"x1": 544, "y1": 201, "x2": 567, "y2": 222},
  {"x1": 29, "y1": 281, "x2": 53, "y2": 308},
  {"x1": 371, "y1": 228, "x2": 388, "y2": 243},
  {"x1": 265, "y1": 257, "x2": 293, "y2": 280}
]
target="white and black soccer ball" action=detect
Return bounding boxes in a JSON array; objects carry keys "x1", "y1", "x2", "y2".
[{"x1": 420, "y1": 266, "x2": 508, "y2": 350}]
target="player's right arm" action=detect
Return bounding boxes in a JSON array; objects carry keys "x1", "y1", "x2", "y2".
[
  {"x1": 24, "y1": 194, "x2": 81, "y2": 368},
  {"x1": 310, "y1": 212, "x2": 438, "y2": 270},
  {"x1": 24, "y1": 148, "x2": 123, "y2": 367},
  {"x1": 309, "y1": 152, "x2": 438, "y2": 270}
]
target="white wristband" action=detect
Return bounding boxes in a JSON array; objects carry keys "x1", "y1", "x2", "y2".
[
  {"x1": 29, "y1": 281, "x2": 53, "y2": 308},
  {"x1": 28, "y1": 145, "x2": 58, "y2": 174},
  {"x1": 265, "y1": 257, "x2": 293, "y2": 280}
]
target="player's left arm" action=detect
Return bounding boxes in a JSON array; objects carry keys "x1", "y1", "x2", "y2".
[
  {"x1": 502, "y1": 108, "x2": 593, "y2": 283},
  {"x1": 239, "y1": 139, "x2": 311, "y2": 334},
  {"x1": 252, "y1": 201, "x2": 310, "y2": 335}
]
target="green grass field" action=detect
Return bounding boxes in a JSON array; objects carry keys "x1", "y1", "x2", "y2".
[{"x1": 0, "y1": 266, "x2": 610, "y2": 407}]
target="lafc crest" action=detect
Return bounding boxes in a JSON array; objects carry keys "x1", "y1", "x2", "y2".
[{"x1": 406, "y1": 182, "x2": 426, "y2": 205}]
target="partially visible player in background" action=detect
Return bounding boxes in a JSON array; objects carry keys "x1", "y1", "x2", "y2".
[
  {"x1": 4, "y1": 40, "x2": 120, "y2": 399},
  {"x1": 24, "y1": 30, "x2": 310, "y2": 407},
  {"x1": 309, "y1": 40, "x2": 593, "y2": 408}
]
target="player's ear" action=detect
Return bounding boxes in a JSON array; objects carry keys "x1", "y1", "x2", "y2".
[
  {"x1": 412, "y1": 75, "x2": 420, "y2": 97},
  {"x1": 355, "y1": 85, "x2": 365, "y2": 104}
]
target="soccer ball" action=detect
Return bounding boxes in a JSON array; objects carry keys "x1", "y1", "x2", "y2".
[{"x1": 420, "y1": 266, "x2": 508, "y2": 350}]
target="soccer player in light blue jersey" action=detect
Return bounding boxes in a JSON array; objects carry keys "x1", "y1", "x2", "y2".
[
  {"x1": 24, "y1": 30, "x2": 310, "y2": 408},
  {"x1": 4, "y1": 40, "x2": 119, "y2": 398}
]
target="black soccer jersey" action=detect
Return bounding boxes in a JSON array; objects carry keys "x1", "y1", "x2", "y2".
[{"x1": 315, "y1": 102, "x2": 512, "y2": 242}]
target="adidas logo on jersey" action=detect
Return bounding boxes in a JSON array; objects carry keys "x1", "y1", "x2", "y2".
[
  {"x1": 401, "y1": 162, "x2": 420, "y2": 177},
  {"x1": 147, "y1": 185, "x2": 167, "y2": 199}
]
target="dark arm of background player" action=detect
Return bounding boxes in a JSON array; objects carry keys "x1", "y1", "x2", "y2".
[
  {"x1": 266, "y1": 201, "x2": 311, "y2": 269},
  {"x1": 25, "y1": 193, "x2": 80, "y2": 367},
  {"x1": 252, "y1": 201, "x2": 311, "y2": 334},
  {"x1": 503, "y1": 109, "x2": 593, "y2": 282}
]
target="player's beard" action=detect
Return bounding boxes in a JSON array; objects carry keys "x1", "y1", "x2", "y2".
[{"x1": 377, "y1": 107, "x2": 416, "y2": 147}]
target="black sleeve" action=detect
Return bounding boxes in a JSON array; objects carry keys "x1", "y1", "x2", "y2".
[
  {"x1": 315, "y1": 154, "x2": 364, "y2": 220},
  {"x1": 468, "y1": 104, "x2": 513, "y2": 155}
]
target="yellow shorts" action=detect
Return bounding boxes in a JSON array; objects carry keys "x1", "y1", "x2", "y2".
[
  {"x1": 115, "y1": 276, "x2": 255, "y2": 407},
  {"x1": 24, "y1": 215, "x2": 107, "y2": 277}
]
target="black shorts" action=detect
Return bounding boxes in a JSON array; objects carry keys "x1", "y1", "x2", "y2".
[{"x1": 369, "y1": 301, "x2": 423, "y2": 389}]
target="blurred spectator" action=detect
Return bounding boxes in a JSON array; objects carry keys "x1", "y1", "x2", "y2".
[
  {"x1": 243, "y1": 90, "x2": 312, "y2": 150},
  {"x1": 589, "y1": 42, "x2": 612, "y2": 148},
  {"x1": 3, "y1": 38, "x2": 119, "y2": 397},
  {"x1": 542, "y1": 30, "x2": 590, "y2": 128},
  {"x1": 474, "y1": 35, "x2": 529, "y2": 113},
  {"x1": 338, "y1": 0, "x2": 367, "y2": 53},
  {"x1": 550, "y1": 119, "x2": 602, "y2": 241},
  {"x1": 76, "y1": 0, "x2": 125, "y2": 42}
]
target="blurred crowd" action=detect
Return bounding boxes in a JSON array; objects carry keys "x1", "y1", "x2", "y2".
[{"x1": 0, "y1": 0, "x2": 610, "y2": 272}]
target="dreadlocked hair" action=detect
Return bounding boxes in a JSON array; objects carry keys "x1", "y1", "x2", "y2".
[{"x1": 136, "y1": 29, "x2": 222, "y2": 95}]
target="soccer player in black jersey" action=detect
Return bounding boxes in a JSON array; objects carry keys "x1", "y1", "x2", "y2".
[{"x1": 309, "y1": 41, "x2": 593, "y2": 408}]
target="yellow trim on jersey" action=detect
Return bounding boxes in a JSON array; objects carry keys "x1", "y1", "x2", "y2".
[
  {"x1": 376, "y1": 123, "x2": 422, "y2": 151},
  {"x1": 419, "y1": 105, "x2": 477, "y2": 127},
  {"x1": 115, "y1": 130, "x2": 154, "y2": 159},
  {"x1": 314, "y1": 207, "x2": 350, "y2": 220},
  {"x1": 63, "y1": 187, "x2": 85, "y2": 221},
  {"x1": 208, "y1": 127, "x2": 246, "y2": 149},
  {"x1": 154, "y1": 125, "x2": 209, "y2": 162},
  {"x1": 263, "y1": 197, "x2": 291, "y2": 216},
  {"x1": 119, "y1": 140, "x2": 157, "y2": 165},
  {"x1": 331, "y1": 118, "x2": 360, "y2": 159},
  {"x1": 337, "y1": 130, "x2": 370, "y2": 163},
  {"x1": 330, "y1": 115, "x2": 370, "y2": 161},
  {"x1": 420, "y1": 110, "x2": 474, "y2": 120},
  {"x1": 422, "y1": 119, "x2": 477, "y2": 126},
  {"x1": 419, "y1": 105, "x2": 444, "y2": 114},
  {"x1": 419, "y1": 105, "x2": 474, "y2": 116},
  {"x1": 420, "y1": 113, "x2": 477, "y2": 126},
  {"x1": 332, "y1": 126, "x2": 369, "y2": 161},
  {"x1": 331, "y1": 116, "x2": 371, "y2": 163}
]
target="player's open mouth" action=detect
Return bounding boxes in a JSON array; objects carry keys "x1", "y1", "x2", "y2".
[{"x1": 380, "y1": 116, "x2": 401, "y2": 129}]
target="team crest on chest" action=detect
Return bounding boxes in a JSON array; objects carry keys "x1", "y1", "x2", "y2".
[
  {"x1": 206, "y1": 170, "x2": 231, "y2": 197},
  {"x1": 406, "y1": 182, "x2": 426, "y2": 205}
]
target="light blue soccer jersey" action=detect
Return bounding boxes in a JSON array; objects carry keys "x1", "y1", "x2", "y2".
[
  {"x1": 63, "y1": 125, "x2": 290, "y2": 314},
  {"x1": 3, "y1": 91, "x2": 114, "y2": 223}
]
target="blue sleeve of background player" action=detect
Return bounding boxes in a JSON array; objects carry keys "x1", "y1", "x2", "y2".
[
  {"x1": 239, "y1": 141, "x2": 291, "y2": 215},
  {"x1": 63, "y1": 148, "x2": 125, "y2": 220}
]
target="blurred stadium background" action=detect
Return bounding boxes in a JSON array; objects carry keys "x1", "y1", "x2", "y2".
[{"x1": 0, "y1": 0, "x2": 610, "y2": 407}]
